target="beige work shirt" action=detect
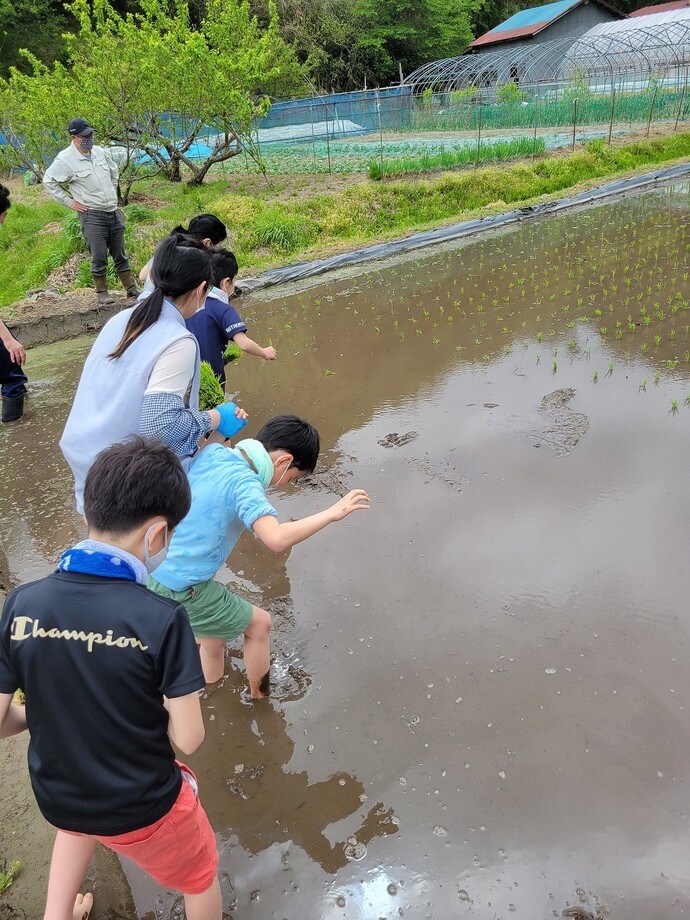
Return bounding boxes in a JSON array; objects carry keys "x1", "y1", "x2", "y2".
[{"x1": 43, "y1": 144, "x2": 119, "y2": 211}]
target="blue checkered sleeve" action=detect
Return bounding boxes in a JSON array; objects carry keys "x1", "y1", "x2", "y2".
[{"x1": 140, "y1": 393, "x2": 212, "y2": 459}]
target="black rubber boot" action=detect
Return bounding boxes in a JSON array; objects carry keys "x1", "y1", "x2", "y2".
[
  {"x1": 118, "y1": 270, "x2": 140, "y2": 299},
  {"x1": 93, "y1": 274, "x2": 116, "y2": 306},
  {"x1": 2, "y1": 394, "x2": 24, "y2": 423}
]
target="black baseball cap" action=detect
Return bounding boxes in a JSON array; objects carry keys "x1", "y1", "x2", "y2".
[{"x1": 68, "y1": 118, "x2": 94, "y2": 137}]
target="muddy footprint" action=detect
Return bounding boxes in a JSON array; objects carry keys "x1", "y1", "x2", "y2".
[{"x1": 378, "y1": 431, "x2": 418, "y2": 448}]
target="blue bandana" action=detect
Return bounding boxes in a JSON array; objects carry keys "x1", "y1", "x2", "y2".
[{"x1": 57, "y1": 540, "x2": 148, "y2": 585}]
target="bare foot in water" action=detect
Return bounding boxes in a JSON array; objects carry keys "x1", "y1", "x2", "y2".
[{"x1": 74, "y1": 892, "x2": 93, "y2": 920}]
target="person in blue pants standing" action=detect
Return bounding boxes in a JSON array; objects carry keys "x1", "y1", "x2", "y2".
[{"x1": 0, "y1": 184, "x2": 28, "y2": 423}]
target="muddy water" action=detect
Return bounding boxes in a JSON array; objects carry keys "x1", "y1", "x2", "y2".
[{"x1": 4, "y1": 182, "x2": 690, "y2": 919}]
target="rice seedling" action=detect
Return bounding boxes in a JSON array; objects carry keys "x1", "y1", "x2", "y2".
[
  {"x1": 593, "y1": 369, "x2": 599, "y2": 382},
  {"x1": 0, "y1": 860, "x2": 20, "y2": 895},
  {"x1": 639, "y1": 379, "x2": 648, "y2": 392},
  {"x1": 670, "y1": 399, "x2": 680, "y2": 415}
]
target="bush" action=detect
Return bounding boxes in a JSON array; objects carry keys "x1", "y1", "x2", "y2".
[
  {"x1": 198, "y1": 361, "x2": 225, "y2": 410},
  {"x1": 369, "y1": 161, "x2": 384, "y2": 181},
  {"x1": 246, "y1": 207, "x2": 318, "y2": 252},
  {"x1": 124, "y1": 203, "x2": 155, "y2": 224},
  {"x1": 496, "y1": 83, "x2": 526, "y2": 104}
]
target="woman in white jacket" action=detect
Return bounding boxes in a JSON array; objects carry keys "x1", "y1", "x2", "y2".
[{"x1": 61, "y1": 235, "x2": 247, "y2": 511}]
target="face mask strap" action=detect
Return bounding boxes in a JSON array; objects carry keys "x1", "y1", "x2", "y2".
[
  {"x1": 274, "y1": 459, "x2": 292, "y2": 487},
  {"x1": 145, "y1": 522, "x2": 168, "y2": 559}
]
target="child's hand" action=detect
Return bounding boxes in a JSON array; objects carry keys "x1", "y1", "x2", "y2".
[
  {"x1": 329, "y1": 489, "x2": 370, "y2": 521},
  {"x1": 262, "y1": 346, "x2": 278, "y2": 361},
  {"x1": 234, "y1": 406, "x2": 249, "y2": 421}
]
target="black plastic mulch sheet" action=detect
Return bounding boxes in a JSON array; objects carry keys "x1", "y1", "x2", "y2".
[{"x1": 236, "y1": 163, "x2": 690, "y2": 295}]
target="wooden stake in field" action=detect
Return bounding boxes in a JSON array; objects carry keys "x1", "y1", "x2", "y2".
[
  {"x1": 323, "y1": 100, "x2": 332, "y2": 174},
  {"x1": 674, "y1": 77, "x2": 688, "y2": 132},
  {"x1": 475, "y1": 92, "x2": 483, "y2": 168},
  {"x1": 376, "y1": 88, "x2": 384, "y2": 179},
  {"x1": 645, "y1": 82, "x2": 658, "y2": 137},
  {"x1": 608, "y1": 85, "x2": 616, "y2": 145},
  {"x1": 310, "y1": 93, "x2": 317, "y2": 172},
  {"x1": 572, "y1": 97, "x2": 578, "y2": 151}
]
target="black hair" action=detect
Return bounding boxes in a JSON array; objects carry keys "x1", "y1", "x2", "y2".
[
  {"x1": 0, "y1": 183, "x2": 10, "y2": 217},
  {"x1": 109, "y1": 235, "x2": 213, "y2": 359},
  {"x1": 210, "y1": 249, "x2": 239, "y2": 287},
  {"x1": 171, "y1": 213, "x2": 227, "y2": 246},
  {"x1": 256, "y1": 415, "x2": 320, "y2": 474},
  {"x1": 84, "y1": 436, "x2": 191, "y2": 534}
]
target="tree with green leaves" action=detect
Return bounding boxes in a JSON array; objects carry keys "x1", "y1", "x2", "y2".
[
  {"x1": 351, "y1": 0, "x2": 479, "y2": 85},
  {"x1": 0, "y1": 0, "x2": 304, "y2": 191}
]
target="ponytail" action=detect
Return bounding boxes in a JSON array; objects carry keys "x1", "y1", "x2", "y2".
[
  {"x1": 108, "y1": 289, "x2": 165, "y2": 359},
  {"x1": 108, "y1": 236, "x2": 212, "y2": 359}
]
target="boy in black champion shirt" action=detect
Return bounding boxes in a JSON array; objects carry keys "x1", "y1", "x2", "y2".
[{"x1": 0, "y1": 438, "x2": 221, "y2": 920}]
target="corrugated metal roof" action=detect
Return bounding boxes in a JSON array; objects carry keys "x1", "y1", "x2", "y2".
[
  {"x1": 470, "y1": 0, "x2": 579, "y2": 47},
  {"x1": 486, "y1": 0, "x2": 579, "y2": 31},
  {"x1": 470, "y1": 0, "x2": 623, "y2": 48},
  {"x1": 630, "y1": 0, "x2": 689, "y2": 16}
]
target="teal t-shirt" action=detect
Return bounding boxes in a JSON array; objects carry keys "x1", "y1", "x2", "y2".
[{"x1": 152, "y1": 443, "x2": 277, "y2": 591}]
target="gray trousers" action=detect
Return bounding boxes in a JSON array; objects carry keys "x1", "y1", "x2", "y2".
[{"x1": 79, "y1": 208, "x2": 131, "y2": 277}]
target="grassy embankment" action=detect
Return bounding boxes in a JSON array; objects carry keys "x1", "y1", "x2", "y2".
[{"x1": 2, "y1": 132, "x2": 690, "y2": 312}]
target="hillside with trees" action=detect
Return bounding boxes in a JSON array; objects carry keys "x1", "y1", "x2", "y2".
[{"x1": 1, "y1": 0, "x2": 656, "y2": 89}]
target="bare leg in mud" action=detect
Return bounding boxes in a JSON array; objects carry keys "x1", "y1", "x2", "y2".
[
  {"x1": 197, "y1": 606, "x2": 272, "y2": 698},
  {"x1": 244, "y1": 607, "x2": 272, "y2": 699},
  {"x1": 43, "y1": 830, "x2": 96, "y2": 920},
  {"x1": 184, "y1": 876, "x2": 222, "y2": 920}
]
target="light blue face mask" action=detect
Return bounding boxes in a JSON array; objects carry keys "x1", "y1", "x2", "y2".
[{"x1": 235, "y1": 439, "x2": 274, "y2": 488}]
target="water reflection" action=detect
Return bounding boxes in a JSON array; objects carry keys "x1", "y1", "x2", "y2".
[{"x1": 191, "y1": 681, "x2": 399, "y2": 876}]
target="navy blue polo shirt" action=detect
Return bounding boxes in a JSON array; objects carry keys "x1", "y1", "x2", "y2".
[{"x1": 186, "y1": 294, "x2": 247, "y2": 383}]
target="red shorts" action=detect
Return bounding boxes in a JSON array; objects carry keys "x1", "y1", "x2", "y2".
[{"x1": 93, "y1": 764, "x2": 218, "y2": 895}]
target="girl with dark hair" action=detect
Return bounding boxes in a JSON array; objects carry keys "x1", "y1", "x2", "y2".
[
  {"x1": 186, "y1": 248, "x2": 277, "y2": 385},
  {"x1": 0, "y1": 184, "x2": 29, "y2": 423},
  {"x1": 139, "y1": 213, "x2": 227, "y2": 293},
  {"x1": 61, "y1": 235, "x2": 248, "y2": 512}
]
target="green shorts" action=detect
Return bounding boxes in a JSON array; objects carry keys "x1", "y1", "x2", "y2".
[{"x1": 148, "y1": 576, "x2": 254, "y2": 642}]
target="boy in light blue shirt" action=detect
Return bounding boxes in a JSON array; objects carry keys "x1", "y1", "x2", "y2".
[{"x1": 149, "y1": 415, "x2": 370, "y2": 698}]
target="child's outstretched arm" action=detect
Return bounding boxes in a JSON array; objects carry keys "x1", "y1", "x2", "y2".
[
  {"x1": 232, "y1": 331, "x2": 277, "y2": 362},
  {"x1": 252, "y1": 489, "x2": 370, "y2": 553},
  {"x1": 0, "y1": 692, "x2": 27, "y2": 738},
  {"x1": 165, "y1": 692, "x2": 205, "y2": 755}
]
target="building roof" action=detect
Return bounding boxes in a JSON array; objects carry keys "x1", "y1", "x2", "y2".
[
  {"x1": 630, "y1": 0, "x2": 689, "y2": 14},
  {"x1": 470, "y1": 0, "x2": 623, "y2": 48},
  {"x1": 586, "y1": 4, "x2": 690, "y2": 31}
]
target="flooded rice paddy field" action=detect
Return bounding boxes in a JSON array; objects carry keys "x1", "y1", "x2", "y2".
[{"x1": 3, "y1": 182, "x2": 690, "y2": 919}]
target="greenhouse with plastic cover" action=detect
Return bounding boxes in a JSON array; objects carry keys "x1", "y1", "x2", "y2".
[{"x1": 406, "y1": 6, "x2": 690, "y2": 98}]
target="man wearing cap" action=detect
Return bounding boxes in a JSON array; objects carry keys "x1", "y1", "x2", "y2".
[{"x1": 43, "y1": 118, "x2": 139, "y2": 305}]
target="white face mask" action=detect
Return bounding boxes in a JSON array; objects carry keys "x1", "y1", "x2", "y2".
[{"x1": 144, "y1": 522, "x2": 169, "y2": 574}]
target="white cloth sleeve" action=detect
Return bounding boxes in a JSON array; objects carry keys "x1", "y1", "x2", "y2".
[{"x1": 145, "y1": 337, "x2": 197, "y2": 399}]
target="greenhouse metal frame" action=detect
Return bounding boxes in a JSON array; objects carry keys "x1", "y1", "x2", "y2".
[{"x1": 406, "y1": 9, "x2": 690, "y2": 96}]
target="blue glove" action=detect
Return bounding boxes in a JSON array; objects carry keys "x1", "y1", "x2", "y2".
[{"x1": 215, "y1": 401, "x2": 248, "y2": 439}]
